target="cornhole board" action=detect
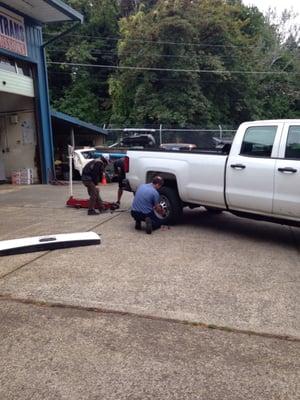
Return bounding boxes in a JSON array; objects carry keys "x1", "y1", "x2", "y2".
[{"x1": 0, "y1": 232, "x2": 101, "y2": 256}]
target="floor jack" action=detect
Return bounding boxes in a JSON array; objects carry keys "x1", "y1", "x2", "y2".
[
  {"x1": 66, "y1": 196, "x2": 120, "y2": 212},
  {"x1": 65, "y1": 146, "x2": 123, "y2": 213}
]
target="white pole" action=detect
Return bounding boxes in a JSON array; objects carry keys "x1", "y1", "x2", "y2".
[
  {"x1": 68, "y1": 145, "x2": 74, "y2": 198},
  {"x1": 71, "y1": 127, "x2": 75, "y2": 148},
  {"x1": 69, "y1": 128, "x2": 75, "y2": 197},
  {"x1": 159, "y1": 124, "x2": 162, "y2": 145},
  {"x1": 218, "y1": 124, "x2": 223, "y2": 140}
]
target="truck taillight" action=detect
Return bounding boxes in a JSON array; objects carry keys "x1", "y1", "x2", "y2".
[{"x1": 124, "y1": 156, "x2": 129, "y2": 173}]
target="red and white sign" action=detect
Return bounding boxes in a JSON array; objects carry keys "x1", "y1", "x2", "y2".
[{"x1": 0, "y1": 6, "x2": 27, "y2": 56}]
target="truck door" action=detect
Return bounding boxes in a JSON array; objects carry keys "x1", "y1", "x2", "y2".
[
  {"x1": 273, "y1": 124, "x2": 300, "y2": 219},
  {"x1": 226, "y1": 124, "x2": 282, "y2": 214}
]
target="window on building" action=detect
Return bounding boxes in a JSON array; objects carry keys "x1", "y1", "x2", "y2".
[
  {"x1": 0, "y1": 56, "x2": 16, "y2": 73},
  {"x1": 240, "y1": 126, "x2": 277, "y2": 158},
  {"x1": 16, "y1": 61, "x2": 32, "y2": 77},
  {"x1": 285, "y1": 126, "x2": 300, "y2": 159}
]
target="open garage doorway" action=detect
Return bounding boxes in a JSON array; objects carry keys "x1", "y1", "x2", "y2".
[
  {"x1": 0, "y1": 93, "x2": 40, "y2": 183},
  {"x1": 0, "y1": 57, "x2": 41, "y2": 183}
]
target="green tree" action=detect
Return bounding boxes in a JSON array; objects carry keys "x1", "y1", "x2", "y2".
[
  {"x1": 47, "y1": 0, "x2": 120, "y2": 124},
  {"x1": 110, "y1": 1, "x2": 210, "y2": 126},
  {"x1": 46, "y1": 0, "x2": 299, "y2": 127},
  {"x1": 109, "y1": 0, "x2": 299, "y2": 127}
]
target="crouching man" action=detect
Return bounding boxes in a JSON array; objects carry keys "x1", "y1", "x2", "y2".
[{"x1": 131, "y1": 176, "x2": 164, "y2": 234}]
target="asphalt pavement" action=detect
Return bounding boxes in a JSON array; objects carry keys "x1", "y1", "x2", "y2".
[{"x1": 0, "y1": 183, "x2": 299, "y2": 399}]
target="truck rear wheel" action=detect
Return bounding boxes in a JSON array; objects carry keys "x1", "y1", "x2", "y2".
[{"x1": 157, "y1": 186, "x2": 182, "y2": 225}]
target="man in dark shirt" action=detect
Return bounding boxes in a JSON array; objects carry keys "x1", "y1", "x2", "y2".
[
  {"x1": 82, "y1": 157, "x2": 108, "y2": 215},
  {"x1": 113, "y1": 157, "x2": 126, "y2": 206}
]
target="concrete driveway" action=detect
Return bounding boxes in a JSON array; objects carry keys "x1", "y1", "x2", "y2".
[{"x1": 0, "y1": 183, "x2": 299, "y2": 399}]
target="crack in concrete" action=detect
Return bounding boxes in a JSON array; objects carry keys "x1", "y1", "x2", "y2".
[
  {"x1": 0, "y1": 294, "x2": 299, "y2": 343},
  {"x1": 0, "y1": 252, "x2": 50, "y2": 280}
]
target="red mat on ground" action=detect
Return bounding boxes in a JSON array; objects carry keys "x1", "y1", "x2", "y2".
[{"x1": 66, "y1": 196, "x2": 119, "y2": 210}]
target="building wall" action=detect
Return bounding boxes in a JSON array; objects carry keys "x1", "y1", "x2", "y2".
[
  {"x1": 26, "y1": 23, "x2": 54, "y2": 183},
  {"x1": 0, "y1": 4, "x2": 54, "y2": 183},
  {"x1": 0, "y1": 110, "x2": 38, "y2": 181},
  {"x1": 76, "y1": 134, "x2": 105, "y2": 147},
  {"x1": 94, "y1": 135, "x2": 105, "y2": 147}
]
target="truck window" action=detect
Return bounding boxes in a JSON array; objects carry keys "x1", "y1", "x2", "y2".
[
  {"x1": 81, "y1": 151, "x2": 97, "y2": 159},
  {"x1": 285, "y1": 126, "x2": 300, "y2": 159},
  {"x1": 240, "y1": 126, "x2": 277, "y2": 158}
]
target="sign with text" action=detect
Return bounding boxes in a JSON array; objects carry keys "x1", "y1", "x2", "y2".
[{"x1": 0, "y1": 6, "x2": 27, "y2": 56}]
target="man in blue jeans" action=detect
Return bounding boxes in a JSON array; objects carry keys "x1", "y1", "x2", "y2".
[{"x1": 131, "y1": 176, "x2": 164, "y2": 234}]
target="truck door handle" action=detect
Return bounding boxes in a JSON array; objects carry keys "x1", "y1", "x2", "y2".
[
  {"x1": 278, "y1": 167, "x2": 297, "y2": 173},
  {"x1": 230, "y1": 164, "x2": 246, "y2": 170}
]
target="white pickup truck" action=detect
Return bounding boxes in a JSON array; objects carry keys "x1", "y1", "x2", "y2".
[{"x1": 124, "y1": 120, "x2": 300, "y2": 227}]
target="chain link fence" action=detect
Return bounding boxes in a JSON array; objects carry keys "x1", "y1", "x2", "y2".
[{"x1": 104, "y1": 126, "x2": 236, "y2": 149}]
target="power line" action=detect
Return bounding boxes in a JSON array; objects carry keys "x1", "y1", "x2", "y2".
[
  {"x1": 47, "y1": 61, "x2": 298, "y2": 75},
  {"x1": 46, "y1": 48, "x2": 201, "y2": 58},
  {"x1": 45, "y1": 42, "x2": 250, "y2": 57},
  {"x1": 46, "y1": 48, "x2": 298, "y2": 69},
  {"x1": 47, "y1": 70, "x2": 223, "y2": 83},
  {"x1": 45, "y1": 48, "x2": 248, "y2": 63},
  {"x1": 43, "y1": 33, "x2": 262, "y2": 49}
]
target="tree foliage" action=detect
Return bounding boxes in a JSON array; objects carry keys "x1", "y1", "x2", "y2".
[
  {"x1": 47, "y1": 0, "x2": 119, "y2": 124},
  {"x1": 46, "y1": 0, "x2": 300, "y2": 127}
]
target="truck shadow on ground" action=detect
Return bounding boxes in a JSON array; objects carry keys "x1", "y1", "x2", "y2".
[{"x1": 179, "y1": 208, "x2": 300, "y2": 251}]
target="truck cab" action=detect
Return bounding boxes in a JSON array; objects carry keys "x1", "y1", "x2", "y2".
[{"x1": 226, "y1": 120, "x2": 300, "y2": 221}]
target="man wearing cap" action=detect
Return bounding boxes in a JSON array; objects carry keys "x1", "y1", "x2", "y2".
[{"x1": 81, "y1": 156, "x2": 108, "y2": 215}]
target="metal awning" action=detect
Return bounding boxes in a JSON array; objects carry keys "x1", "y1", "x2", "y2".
[
  {"x1": 51, "y1": 110, "x2": 107, "y2": 136},
  {"x1": 2, "y1": 0, "x2": 83, "y2": 23}
]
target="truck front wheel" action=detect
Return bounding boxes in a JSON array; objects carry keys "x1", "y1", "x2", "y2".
[{"x1": 157, "y1": 186, "x2": 182, "y2": 225}]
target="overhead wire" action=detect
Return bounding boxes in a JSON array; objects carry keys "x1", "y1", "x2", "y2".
[
  {"x1": 47, "y1": 61, "x2": 298, "y2": 75},
  {"x1": 45, "y1": 45, "x2": 298, "y2": 67},
  {"x1": 45, "y1": 48, "x2": 251, "y2": 63},
  {"x1": 47, "y1": 70, "x2": 224, "y2": 83},
  {"x1": 42, "y1": 33, "x2": 270, "y2": 49}
]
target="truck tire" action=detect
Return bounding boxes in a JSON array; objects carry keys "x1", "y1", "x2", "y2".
[{"x1": 158, "y1": 186, "x2": 183, "y2": 225}]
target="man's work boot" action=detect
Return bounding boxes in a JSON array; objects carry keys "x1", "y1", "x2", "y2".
[
  {"x1": 135, "y1": 220, "x2": 142, "y2": 230},
  {"x1": 110, "y1": 202, "x2": 120, "y2": 211},
  {"x1": 88, "y1": 209, "x2": 98, "y2": 215},
  {"x1": 145, "y1": 217, "x2": 152, "y2": 234}
]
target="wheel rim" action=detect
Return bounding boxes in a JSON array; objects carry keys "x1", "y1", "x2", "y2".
[{"x1": 155, "y1": 194, "x2": 171, "y2": 219}]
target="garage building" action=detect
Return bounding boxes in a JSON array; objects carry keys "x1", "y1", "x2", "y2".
[{"x1": 0, "y1": 0, "x2": 83, "y2": 183}]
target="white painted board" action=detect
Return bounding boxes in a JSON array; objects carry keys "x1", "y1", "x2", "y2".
[{"x1": 0, "y1": 232, "x2": 101, "y2": 256}]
